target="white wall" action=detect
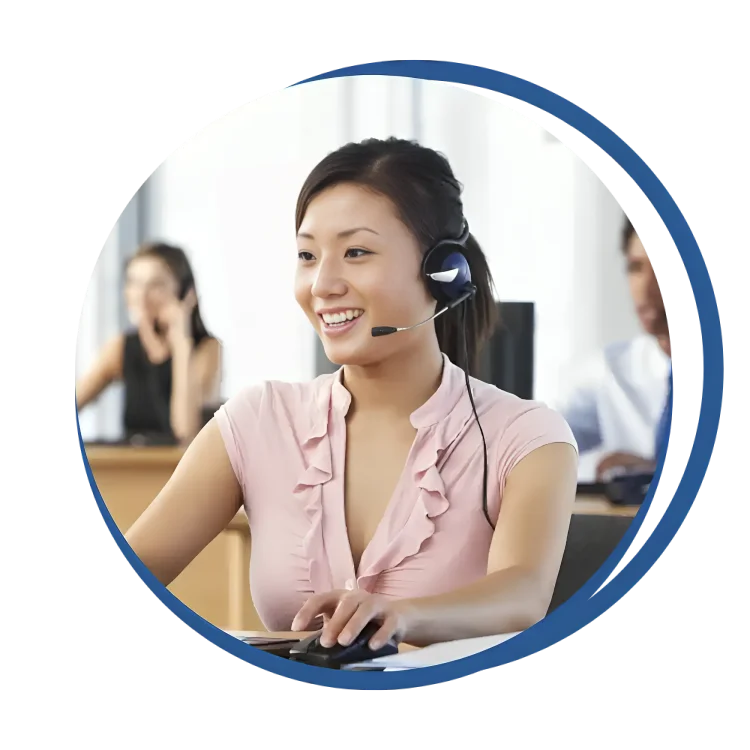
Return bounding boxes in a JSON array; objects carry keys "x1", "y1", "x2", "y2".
[
  {"x1": 145, "y1": 78, "x2": 349, "y2": 398},
  {"x1": 76, "y1": 224, "x2": 125, "y2": 441},
  {"x1": 81, "y1": 76, "x2": 640, "y2": 418}
]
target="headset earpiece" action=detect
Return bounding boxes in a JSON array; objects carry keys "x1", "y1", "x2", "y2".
[{"x1": 421, "y1": 222, "x2": 473, "y2": 306}]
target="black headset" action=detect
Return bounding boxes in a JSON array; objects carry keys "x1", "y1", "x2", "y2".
[{"x1": 424, "y1": 223, "x2": 492, "y2": 529}]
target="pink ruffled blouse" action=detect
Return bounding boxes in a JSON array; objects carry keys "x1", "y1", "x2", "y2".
[{"x1": 215, "y1": 355, "x2": 577, "y2": 631}]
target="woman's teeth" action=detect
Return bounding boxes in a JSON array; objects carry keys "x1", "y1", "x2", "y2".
[{"x1": 321, "y1": 309, "x2": 364, "y2": 326}]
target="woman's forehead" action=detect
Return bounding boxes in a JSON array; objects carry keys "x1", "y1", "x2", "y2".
[
  {"x1": 127, "y1": 256, "x2": 174, "y2": 280},
  {"x1": 299, "y1": 183, "x2": 402, "y2": 238}
]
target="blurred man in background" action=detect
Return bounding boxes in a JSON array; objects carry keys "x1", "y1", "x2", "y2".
[{"x1": 556, "y1": 217, "x2": 671, "y2": 482}]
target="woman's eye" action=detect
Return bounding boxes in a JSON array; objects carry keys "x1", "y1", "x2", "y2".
[
  {"x1": 298, "y1": 251, "x2": 315, "y2": 262},
  {"x1": 346, "y1": 248, "x2": 371, "y2": 259}
]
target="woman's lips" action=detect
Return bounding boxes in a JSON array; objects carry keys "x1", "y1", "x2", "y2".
[{"x1": 319, "y1": 313, "x2": 364, "y2": 337}]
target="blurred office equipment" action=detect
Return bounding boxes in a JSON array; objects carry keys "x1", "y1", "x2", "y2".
[
  {"x1": 314, "y1": 300, "x2": 535, "y2": 400},
  {"x1": 85, "y1": 434, "x2": 177, "y2": 447},
  {"x1": 314, "y1": 339, "x2": 337, "y2": 378},
  {"x1": 604, "y1": 472, "x2": 653, "y2": 505},
  {"x1": 577, "y1": 476, "x2": 652, "y2": 506},
  {"x1": 476, "y1": 301, "x2": 534, "y2": 399}
]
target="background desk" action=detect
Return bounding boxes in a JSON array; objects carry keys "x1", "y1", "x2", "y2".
[
  {"x1": 86, "y1": 445, "x2": 263, "y2": 631},
  {"x1": 85, "y1": 445, "x2": 639, "y2": 632}
]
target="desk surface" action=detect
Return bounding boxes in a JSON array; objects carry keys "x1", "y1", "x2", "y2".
[
  {"x1": 85, "y1": 445, "x2": 640, "y2": 520},
  {"x1": 84, "y1": 445, "x2": 184, "y2": 467},
  {"x1": 571, "y1": 497, "x2": 639, "y2": 517}
]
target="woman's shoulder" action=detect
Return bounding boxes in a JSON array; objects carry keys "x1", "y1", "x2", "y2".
[
  {"x1": 194, "y1": 331, "x2": 221, "y2": 348},
  {"x1": 470, "y1": 378, "x2": 576, "y2": 447},
  {"x1": 214, "y1": 373, "x2": 336, "y2": 483},
  {"x1": 220, "y1": 372, "x2": 336, "y2": 421}
]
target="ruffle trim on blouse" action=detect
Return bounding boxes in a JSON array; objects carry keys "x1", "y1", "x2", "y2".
[
  {"x1": 292, "y1": 389, "x2": 335, "y2": 595},
  {"x1": 293, "y1": 359, "x2": 483, "y2": 594},
  {"x1": 357, "y1": 404, "x2": 476, "y2": 587}
]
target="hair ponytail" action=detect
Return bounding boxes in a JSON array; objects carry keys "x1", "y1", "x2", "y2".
[{"x1": 434, "y1": 233, "x2": 498, "y2": 375}]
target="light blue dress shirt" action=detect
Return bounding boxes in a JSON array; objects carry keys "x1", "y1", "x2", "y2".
[{"x1": 554, "y1": 334, "x2": 671, "y2": 480}]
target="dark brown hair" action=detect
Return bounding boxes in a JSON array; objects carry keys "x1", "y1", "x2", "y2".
[
  {"x1": 622, "y1": 215, "x2": 637, "y2": 254},
  {"x1": 128, "y1": 242, "x2": 210, "y2": 342},
  {"x1": 295, "y1": 137, "x2": 498, "y2": 374}
]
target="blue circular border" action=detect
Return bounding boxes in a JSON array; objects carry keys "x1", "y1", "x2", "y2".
[{"x1": 78, "y1": 60, "x2": 723, "y2": 690}]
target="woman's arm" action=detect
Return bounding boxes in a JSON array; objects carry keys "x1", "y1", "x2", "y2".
[
  {"x1": 397, "y1": 442, "x2": 577, "y2": 645},
  {"x1": 125, "y1": 418, "x2": 242, "y2": 586},
  {"x1": 75, "y1": 334, "x2": 124, "y2": 410},
  {"x1": 169, "y1": 336, "x2": 222, "y2": 444}
]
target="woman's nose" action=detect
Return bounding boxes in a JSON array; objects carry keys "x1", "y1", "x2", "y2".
[{"x1": 311, "y1": 259, "x2": 347, "y2": 298}]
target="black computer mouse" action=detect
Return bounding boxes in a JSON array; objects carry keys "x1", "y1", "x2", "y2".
[
  {"x1": 606, "y1": 471, "x2": 654, "y2": 505},
  {"x1": 289, "y1": 621, "x2": 398, "y2": 669}
]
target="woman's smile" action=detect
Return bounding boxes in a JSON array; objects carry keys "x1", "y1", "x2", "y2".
[{"x1": 317, "y1": 307, "x2": 365, "y2": 337}]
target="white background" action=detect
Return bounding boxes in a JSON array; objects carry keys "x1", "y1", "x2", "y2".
[{"x1": 76, "y1": 76, "x2": 639, "y2": 472}]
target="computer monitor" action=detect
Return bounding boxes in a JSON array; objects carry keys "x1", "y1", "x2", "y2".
[
  {"x1": 313, "y1": 300, "x2": 535, "y2": 399},
  {"x1": 315, "y1": 333, "x2": 340, "y2": 377},
  {"x1": 476, "y1": 301, "x2": 535, "y2": 399}
]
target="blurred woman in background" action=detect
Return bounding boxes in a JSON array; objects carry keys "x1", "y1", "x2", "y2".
[{"x1": 76, "y1": 242, "x2": 222, "y2": 444}]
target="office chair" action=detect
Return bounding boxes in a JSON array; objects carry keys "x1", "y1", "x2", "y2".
[{"x1": 547, "y1": 514, "x2": 634, "y2": 614}]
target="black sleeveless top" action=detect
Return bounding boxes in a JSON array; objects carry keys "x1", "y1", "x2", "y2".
[{"x1": 122, "y1": 330, "x2": 209, "y2": 440}]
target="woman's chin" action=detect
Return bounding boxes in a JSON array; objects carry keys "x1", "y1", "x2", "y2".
[
  {"x1": 323, "y1": 347, "x2": 367, "y2": 367},
  {"x1": 321, "y1": 339, "x2": 380, "y2": 368}
]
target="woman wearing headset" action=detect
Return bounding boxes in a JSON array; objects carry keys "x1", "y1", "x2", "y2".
[
  {"x1": 127, "y1": 138, "x2": 578, "y2": 650},
  {"x1": 76, "y1": 242, "x2": 222, "y2": 445}
]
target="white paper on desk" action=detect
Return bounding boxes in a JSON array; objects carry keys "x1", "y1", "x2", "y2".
[
  {"x1": 224, "y1": 630, "x2": 258, "y2": 640},
  {"x1": 341, "y1": 632, "x2": 521, "y2": 670}
]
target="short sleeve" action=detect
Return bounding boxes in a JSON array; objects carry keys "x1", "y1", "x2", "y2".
[
  {"x1": 214, "y1": 382, "x2": 269, "y2": 494},
  {"x1": 494, "y1": 403, "x2": 579, "y2": 496}
]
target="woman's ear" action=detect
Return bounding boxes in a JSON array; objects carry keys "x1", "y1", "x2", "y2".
[
  {"x1": 182, "y1": 287, "x2": 198, "y2": 310},
  {"x1": 179, "y1": 281, "x2": 195, "y2": 301}
]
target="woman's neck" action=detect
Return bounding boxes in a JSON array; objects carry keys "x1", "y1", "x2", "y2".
[{"x1": 342, "y1": 339, "x2": 444, "y2": 420}]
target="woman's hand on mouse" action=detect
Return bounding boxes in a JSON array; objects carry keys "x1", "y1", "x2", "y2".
[{"x1": 291, "y1": 589, "x2": 414, "y2": 650}]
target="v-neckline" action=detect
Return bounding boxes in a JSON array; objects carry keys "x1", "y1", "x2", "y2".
[
  {"x1": 322, "y1": 354, "x2": 455, "y2": 587},
  {"x1": 335, "y1": 411, "x2": 421, "y2": 584}
]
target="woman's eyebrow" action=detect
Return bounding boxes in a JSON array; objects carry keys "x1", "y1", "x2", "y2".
[{"x1": 297, "y1": 226, "x2": 380, "y2": 240}]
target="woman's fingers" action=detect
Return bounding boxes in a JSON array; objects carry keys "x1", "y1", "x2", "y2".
[
  {"x1": 291, "y1": 591, "x2": 342, "y2": 632},
  {"x1": 337, "y1": 597, "x2": 381, "y2": 646},
  {"x1": 293, "y1": 591, "x2": 403, "y2": 653},
  {"x1": 320, "y1": 593, "x2": 363, "y2": 647},
  {"x1": 369, "y1": 614, "x2": 399, "y2": 650}
]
